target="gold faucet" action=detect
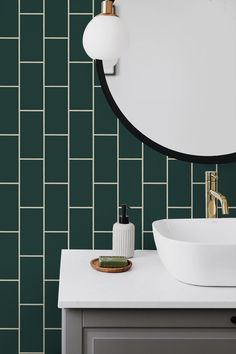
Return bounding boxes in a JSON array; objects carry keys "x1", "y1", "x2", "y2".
[{"x1": 205, "y1": 171, "x2": 229, "y2": 218}]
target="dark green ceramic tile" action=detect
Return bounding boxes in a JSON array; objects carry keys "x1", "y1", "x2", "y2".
[
  {"x1": 45, "y1": 185, "x2": 68, "y2": 231},
  {"x1": 0, "y1": 40, "x2": 18, "y2": 85},
  {"x1": 0, "y1": 331, "x2": 18, "y2": 354},
  {"x1": 95, "y1": 136, "x2": 117, "y2": 182},
  {"x1": 168, "y1": 208, "x2": 192, "y2": 219},
  {"x1": 20, "y1": 208, "x2": 43, "y2": 255},
  {"x1": 20, "y1": 160, "x2": 43, "y2": 206},
  {"x1": 0, "y1": 137, "x2": 18, "y2": 182},
  {"x1": 0, "y1": 88, "x2": 18, "y2": 133},
  {"x1": 144, "y1": 146, "x2": 166, "y2": 182},
  {"x1": 193, "y1": 163, "x2": 216, "y2": 182},
  {"x1": 21, "y1": 0, "x2": 43, "y2": 13},
  {"x1": 94, "y1": 87, "x2": 117, "y2": 134},
  {"x1": 119, "y1": 123, "x2": 142, "y2": 158},
  {"x1": 70, "y1": 63, "x2": 92, "y2": 109},
  {"x1": 45, "y1": 87, "x2": 68, "y2": 134},
  {"x1": 70, "y1": 160, "x2": 92, "y2": 206},
  {"x1": 46, "y1": 39, "x2": 68, "y2": 85},
  {"x1": 70, "y1": 0, "x2": 92, "y2": 13},
  {"x1": 94, "y1": 62, "x2": 100, "y2": 86},
  {"x1": 144, "y1": 233, "x2": 156, "y2": 250},
  {"x1": 20, "y1": 15, "x2": 43, "y2": 61},
  {"x1": 45, "y1": 0, "x2": 68, "y2": 37},
  {"x1": 94, "y1": 184, "x2": 117, "y2": 231},
  {"x1": 119, "y1": 160, "x2": 142, "y2": 206},
  {"x1": 0, "y1": 282, "x2": 18, "y2": 327},
  {"x1": 70, "y1": 209, "x2": 92, "y2": 249},
  {"x1": 94, "y1": 0, "x2": 102, "y2": 15},
  {"x1": 0, "y1": 233, "x2": 18, "y2": 278},
  {"x1": 218, "y1": 163, "x2": 236, "y2": 205},
  {"x1": 70, "y1": 112, "x2": 92, "y2": 158},
  {"x1": 46, "y1": 136, "x2": 68, "y2": 182},
  {"x1": 0, "y1": 185, "x2": 18, "y2": 230},
  {"x1": 94, "y1": 232, "x2": 112, "y2": 250},
  {"x1": 21, "y1": 257, "x2": 43, "y2": 303},
  {"x1": 45, "y1": 281, "x2": 61, "y2": 327},
  {"x1": 45, "y1": 330, "x2": 61, "y2": 354},
  {"x1": 144, "y1": 185, "x2": 166, "y2": 231},
  {"x1": 45, "y1": 233, "x2": 68, "y2": 279},
  {"x1": 20, "y1": 306, "x2": 43, "y2": 352},
  {"x1": 193, "y1": 184, "x2": 205, "y2": 218},
  {"x1": 128, "y1": 207, "x2": 142, "y2": 249},
  {"x1": 0, "y1": 0, "x2": 18, "y2": 36},
  {"x1": 168, "y1": 160, "x2": 191, "y2": 207},
  {"x1": 20, "y1": 63, "x2": 43, "y2": 109},
  {"x1": 70, "y1": 15, "x2": 92, "y2": 61},
  {"x1": 20, "y1": 112, "x2": 43, "y2": 158}
]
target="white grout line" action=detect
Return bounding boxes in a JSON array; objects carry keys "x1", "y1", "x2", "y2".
[
  {"x1": 18, "y1": 1, "x2": 21, "y2": 350},
  {"x1": 70, "y1": 206, "x2": 93, "y2": 209},
  {"x1": 168, "y1": 206, "x2": 192, "y2": 209},
  {"x1": 42, "y1": 1, "x2": 46, "y2": 351},
  {"x1": 20, "y1": 255, "x2": 43, "y2": 258},
  {"x1": 117, "y1": 118, "x2": 119, "y2": 222},
  {"x1": 144, "y1": 182, "x2": 167, "y2": 185},
  {"x1": 20, "y1": 206, "x2": 44, "y2": 209},
  {"x1": 141, "y1": 143, "x2": 144, "y2": 249},
  {"x1": 94, "y1": 133, "x2": 117, "y2": 137},
  {"x1": 70, "y1": 109, "x2": 93, "y2": 112},
  {"x1": 68, "y1": 0, "x2": 71, "y2": 250},
  {"x1": 191, "y1": 163, "x2": 193, "y2": 218},
  {"x1": 0, "y1": 37, "x2": 19, "y2": 39},
  {"x1": 0, "y1": 85, "x2": 18, "y2": 88},
  {"x1": 119, "y1": 157, "x2": 142, "y2": 161},
  {"x1": 20, "y1": 303, "x2": 44, "y2": 306},
  {"x1": 20, "y1": 13, "x2": 44, "y2": 15},
  {"x1": 45, "y1": 37, "x2": 68, "y2": 39},
  {"x1": 94, "y1": 182, "x2": 117, "y2": 185},
  {"x1": 166, "y1": 157, "x2": 169, "y2": 219},
  {"x1": 70, "y1": 158, "x2": 93, "y2": 161},
  {"x1": 92, "y1": 0, "x2": 95, "y2": 250},
  {"x1": 69, "y1": 13, "x2": 93, "y2": 15},
  {"x1": 20, "y1": 61, "x2": 43, "y2": 64},
  {"x1": 0, "y1": 134, "x2": 19, "y2": 136},
  {"x1": 70, "y1": 61, "x2": 93, "y2": 64},
  {"x1": 20, "y1": 109, "x2": 44, "y2": 112}
]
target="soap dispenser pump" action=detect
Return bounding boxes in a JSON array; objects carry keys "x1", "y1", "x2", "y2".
[{"x1": 112, "y1": 204, "x2": 135, "y2": 258}]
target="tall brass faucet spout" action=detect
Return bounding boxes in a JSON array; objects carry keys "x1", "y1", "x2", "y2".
[{"x1": 205, "y1": 171, "x2": 230, "y2": 218}]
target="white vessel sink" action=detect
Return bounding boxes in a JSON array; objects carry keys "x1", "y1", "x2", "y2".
[{"x1": 152, "y1": 218, "x2": 236, "y2": 287}]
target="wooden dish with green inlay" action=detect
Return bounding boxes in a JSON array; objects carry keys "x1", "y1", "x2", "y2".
[{"x1": 90, "y1": 258, "x2": 132, "y2": 273}]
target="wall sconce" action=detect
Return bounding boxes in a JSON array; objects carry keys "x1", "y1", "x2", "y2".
[{"x1": 82, "y1": 0, "x2": 129, "y2": 61}]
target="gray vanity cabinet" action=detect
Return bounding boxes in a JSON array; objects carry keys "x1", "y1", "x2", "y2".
[{"x1": 62, "y1": 309, "x2": 236, "y2": 354}]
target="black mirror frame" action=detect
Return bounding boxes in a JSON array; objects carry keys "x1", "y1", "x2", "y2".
[{"x1": 96, "y1": 60, "x2": 236, "y2": 164}]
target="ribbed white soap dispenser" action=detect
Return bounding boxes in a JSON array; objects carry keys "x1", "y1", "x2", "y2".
[{"x1": 112, "y1": 205, "x2": 135, "y2": 258}]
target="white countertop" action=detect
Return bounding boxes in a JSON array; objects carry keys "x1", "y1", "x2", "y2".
[{"x1": 58, "y1": 250, "x2": 236, "y2": 309}]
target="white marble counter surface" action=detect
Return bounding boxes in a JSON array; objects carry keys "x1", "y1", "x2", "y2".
[{"x1": 58, "y1": 250, "x2": 236, "y2": 309}]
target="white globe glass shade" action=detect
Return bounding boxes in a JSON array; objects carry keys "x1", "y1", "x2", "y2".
[{"x1": 82, "y1": 15, "x2": 129, "y2": 60}]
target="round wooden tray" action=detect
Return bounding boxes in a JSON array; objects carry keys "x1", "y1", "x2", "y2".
[{"x1": 90, "y1": 258, "x2": 132, "y2": 273}]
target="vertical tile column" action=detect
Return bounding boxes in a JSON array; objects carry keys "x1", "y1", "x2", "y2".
[
  {"x1": 19, "y1": 1, "x2": 44, "y2": 353},
  {"x1": 0, "y1": 1, "x2": 19, "y2": 353},
  {"x1": 44, "y1": 0, "x2": 68, "y2": 353},
  {"x1": 69, "y1": 1, "x2": 93, "y2": 250}
]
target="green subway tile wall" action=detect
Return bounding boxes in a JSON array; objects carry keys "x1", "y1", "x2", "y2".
[{"x1": 0, "y1": 1, "x2": 236, "y2": 353}]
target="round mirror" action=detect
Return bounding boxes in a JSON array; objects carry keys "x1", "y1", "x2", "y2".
[{"x1": 97, "y1": 0, "x2": 236, "y2": 163}]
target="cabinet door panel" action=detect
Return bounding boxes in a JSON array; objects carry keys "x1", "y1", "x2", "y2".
[{"x1": 84, "y1": 328, "x2": 236, "y2": 354}]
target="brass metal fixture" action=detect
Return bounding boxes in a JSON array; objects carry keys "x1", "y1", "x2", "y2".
[
  {"x1": 101, "y1": 0, "x2": 115, "y2": 15},
  {"x1": 205, "y1": 171, "x2": 229, "y2": 218}
]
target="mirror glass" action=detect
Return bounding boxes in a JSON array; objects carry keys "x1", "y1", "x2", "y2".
[{"x1": 97, "y1": 0, "x2": 236, "y2": 163}]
